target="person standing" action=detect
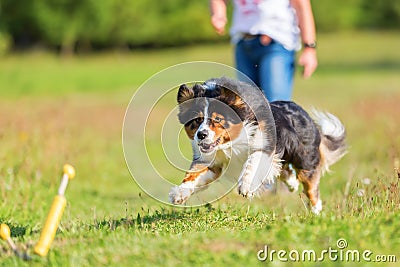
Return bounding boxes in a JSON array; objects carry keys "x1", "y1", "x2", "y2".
[{"x1": 210, "y1": 0, "x2": 318, "y2": 101}]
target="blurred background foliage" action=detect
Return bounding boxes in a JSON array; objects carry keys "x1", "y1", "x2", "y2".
[{"x1": 0, "y1": 0, "x2": 399, "y2": 54}]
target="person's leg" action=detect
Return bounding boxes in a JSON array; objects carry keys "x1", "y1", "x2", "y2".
[
  {"x1": 235, "y1": 39, "x2": 259, "y2": 86},
  {"x1": 259, "y1": 41, "x2": 295, "y2": 102}
]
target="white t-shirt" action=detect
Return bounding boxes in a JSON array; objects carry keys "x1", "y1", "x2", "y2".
[{"x1": 230, "y1": 0, "x2": 301, "y2": 51}]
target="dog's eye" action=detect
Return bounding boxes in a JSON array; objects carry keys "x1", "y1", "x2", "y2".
[
  {"x1": 195, "y1": 117, "x2": 203, "y2": 124},
  {"x1": 214, "y1": 116, "x2": 222, "y2": 123}
]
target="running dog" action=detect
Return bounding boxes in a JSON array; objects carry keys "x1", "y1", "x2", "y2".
[{"x1": 169, "y1": 77, "x2": 346, "y2": 214}]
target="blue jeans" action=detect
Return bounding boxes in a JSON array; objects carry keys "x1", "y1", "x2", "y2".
[{"x1": 235, "y1": 36, "x2": 296, "y2": 102}]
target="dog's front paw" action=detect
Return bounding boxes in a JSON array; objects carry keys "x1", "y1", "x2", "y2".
[
  {"x1": 169, "y1": 185, "x2": 193, "y2": 205},
  {"x1": 238, "y1": 180, "x2": 255, "y2": 199}
]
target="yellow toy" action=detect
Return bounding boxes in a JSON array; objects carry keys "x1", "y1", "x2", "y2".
[
  {"x1": 1, "y1": 224, "x2": 18, "y2": 254},
  {"x1": 0, "y1": 223, "x2": 31, "y2": 260},
  {"x1": 34, "y1": 164, "x2": 76, "y2": 257}
]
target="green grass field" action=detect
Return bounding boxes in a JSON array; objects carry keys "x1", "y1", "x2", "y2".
[{"x1": 1, "y1": 31, "x2": 400, "y2": 266}]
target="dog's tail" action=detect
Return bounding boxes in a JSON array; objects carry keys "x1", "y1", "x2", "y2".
[{"x1": 311, "y1": 110, "x2": 347, "y2": 174}]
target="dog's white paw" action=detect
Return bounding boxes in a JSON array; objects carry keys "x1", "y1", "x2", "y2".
[
  {"x1": 169, "y1": 185, "x2": 193, "y2": 205},
  {"x1": 238, "y1": 180, "x2": 255, "y2": 199},
  {"x1": 311, "y1": 199, "x2": 322, "y2": 215}
]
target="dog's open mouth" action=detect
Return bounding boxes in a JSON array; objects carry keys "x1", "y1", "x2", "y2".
[{"x1": 199, "y1": 137, "x2": 221, "y2": 153}]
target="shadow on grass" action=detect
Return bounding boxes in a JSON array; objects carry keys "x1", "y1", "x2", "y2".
[{"x1": 89, "y1": 206, "x2": 211, "y2": 232}]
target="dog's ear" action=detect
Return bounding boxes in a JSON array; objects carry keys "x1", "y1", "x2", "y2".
[
  {"x1": 220, "y1": 87, "x2": 244, "y2": 107},
  {"x1": 177, "y1": 84, "x2": 194, "y2": 104}
]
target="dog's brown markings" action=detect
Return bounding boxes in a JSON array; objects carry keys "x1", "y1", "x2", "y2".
[
  {"x1": 182, "y1": 165, "x2": 221, "y2": 183},
  {"x1": 209, "y1": 112, "x2": 226, "y2": 143},
  {"x1": 296, "y1": 147, "x2": 325, "y2": 207},
  {"x1": 297, "y1": 168, "x2": 322, "y2": 207},
  {"x1": 183, "y1": 113, "x2": 203, "y2": 140},
  {"x1": 220, "y1": 88, "x2": 245, "y2": 109},
  {"x1": 177, "y1": 84, "x2": 194, "y2": 104},
  {"x1": 225, "y1": 122, "x2": 243, "y2": 141},
  {"x1": 258, "y1": 120, "x2": 274, "y2": 134},
  {"x1": 209, "y1": 112, "x2": 243, "y2": 143},
  {"x1": 233, "y1": 95, "x2": 245, "y2": 109},
  {"x1": 286, "y1": 137, "x2": 329, "y2": 208},
  {"x1": 184, "y1": 124, "x2": 196, "y2": 140},
  {"x1": 183, "y1": 167, "x2": 208, "y2": 183}
]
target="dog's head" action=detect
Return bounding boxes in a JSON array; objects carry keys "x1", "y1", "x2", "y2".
[{"x1": 177, "y1": 80, "x2": 247, "y2": 154}]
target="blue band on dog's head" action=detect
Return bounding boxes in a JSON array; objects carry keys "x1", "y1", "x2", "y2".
[{"x1": 203, "y1": 81, "x2": 217, "y2": 90}]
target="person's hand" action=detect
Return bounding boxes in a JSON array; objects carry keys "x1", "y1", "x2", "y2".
[
  {"x1": 211, "y1": 15, "x2": 227, "y2": 35},
  {"x1": 298, "y1": 48, "x2": 318, "y2": 78}
]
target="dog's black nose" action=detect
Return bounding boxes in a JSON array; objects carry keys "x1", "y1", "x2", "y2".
[{"x1": 197, "y1": 130, "x2": 208, "y2": 140}]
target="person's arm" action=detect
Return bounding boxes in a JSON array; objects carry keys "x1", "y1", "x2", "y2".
[
  {"x1": 291, "y1": 0, "x2": 318, "y2": 78},
  {"x1": 210, "y1": 0, "x2": 228, "y2": 35}
]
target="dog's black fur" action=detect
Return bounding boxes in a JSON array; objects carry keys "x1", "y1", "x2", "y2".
[{"x1": 271, "y1": 101, "x2": 322, "y2": 171}]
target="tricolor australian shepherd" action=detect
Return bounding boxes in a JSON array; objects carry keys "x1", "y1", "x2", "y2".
[{"x1": 169, "y1": 77, "x2": 346, "y2": 214}]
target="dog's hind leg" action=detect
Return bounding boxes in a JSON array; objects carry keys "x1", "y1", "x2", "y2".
[
  {"x1": 169, "y1": 164, "x2": 222, "y2": 205},
  {"x1": 297, "y1": 169, "x2": 322, "y2": 214},
  {"x1": 279, "y1": 164, "x2": 300, "y2": 192}
]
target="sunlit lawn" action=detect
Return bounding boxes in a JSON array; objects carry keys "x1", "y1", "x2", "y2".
[{"x1": 0, "y1": 31, "x2": 400, "y2": 266}]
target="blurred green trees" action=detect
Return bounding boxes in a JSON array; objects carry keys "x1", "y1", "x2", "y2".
[{"x1": 0, "y1": 0, "x2": 399, "y2": 53}]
